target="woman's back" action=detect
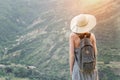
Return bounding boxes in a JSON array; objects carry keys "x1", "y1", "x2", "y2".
[
  {"x1": 71, "y1": 32, "x2": 95, "y2": 49},
  {"x1": 70, "y1": 32, "x2": 99, "y2": 80}
]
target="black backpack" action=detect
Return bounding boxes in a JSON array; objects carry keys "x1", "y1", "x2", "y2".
[{"x1": 77, "y1": 33, "x2": 96, "y2": 73}]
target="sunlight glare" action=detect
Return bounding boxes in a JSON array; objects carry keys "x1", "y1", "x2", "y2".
[
  {"x1": 76, "y1": 0, "x2": 108, "y2": 12},
  {"x1": 79, "y1": 0, "x2": 102, "y2": 6}
]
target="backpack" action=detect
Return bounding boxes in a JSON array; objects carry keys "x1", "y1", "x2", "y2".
[{"x1": 77, "y1": 33, "x2": 96, "y2": 73}]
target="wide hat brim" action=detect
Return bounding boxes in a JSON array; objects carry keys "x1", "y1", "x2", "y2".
[{"x1": 70, "y1": 14, "x2": 96, "y2": 33}]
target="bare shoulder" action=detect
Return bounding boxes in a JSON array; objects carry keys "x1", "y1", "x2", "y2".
[
  {"x1": 90, "y1": 32, "x2": 96, "y2": 42},
  {"x1": 90, "y1": 33, "x2": 95, "y2": 38},
  {"x1": 69, "y1": 32, "x2": 77, "y2": 39}
]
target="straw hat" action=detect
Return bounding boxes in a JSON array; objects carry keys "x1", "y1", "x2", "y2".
[{"x1": 70, "y1": 14, "x2": 96, "y2": 33}]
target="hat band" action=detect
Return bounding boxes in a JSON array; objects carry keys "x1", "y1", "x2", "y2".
[{"x1": 77, "y1": 21, "x2": 88, "y2": 27}]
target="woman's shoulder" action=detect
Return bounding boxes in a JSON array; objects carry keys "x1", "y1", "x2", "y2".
[
  {"x1": 69, "y1": 32, "x2": 96, "y2": 39},
  {"x1": 90, "y1": 32, "x2": 96, "y2": 42},
  {"x1": 90, "y1": 32, "x2": 95, "y2": 38},
  {"x1": 69, "y1": 32, "x2": 78, "y2": 38}
]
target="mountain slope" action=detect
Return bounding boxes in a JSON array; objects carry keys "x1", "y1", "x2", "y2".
[{"x1": 0, "y1": 0, "x2": 120, "y2": 80}]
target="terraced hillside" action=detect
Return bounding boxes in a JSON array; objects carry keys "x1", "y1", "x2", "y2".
[{"x1": 0, "y1": 0, "x2": 120, "y2": 80}]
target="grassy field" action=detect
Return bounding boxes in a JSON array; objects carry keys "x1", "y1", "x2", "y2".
[{"x1": 0, "y1": 77, "x2": 29, "y2": 80}]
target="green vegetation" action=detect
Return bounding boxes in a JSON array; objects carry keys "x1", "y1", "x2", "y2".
[{"x1": 0, "y1": 0, "x2": 120, "y2": 80}]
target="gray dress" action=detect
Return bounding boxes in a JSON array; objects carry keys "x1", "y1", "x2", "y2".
[{"x1": 72, "y1": 48, "x2": 99, "y2": 80}]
